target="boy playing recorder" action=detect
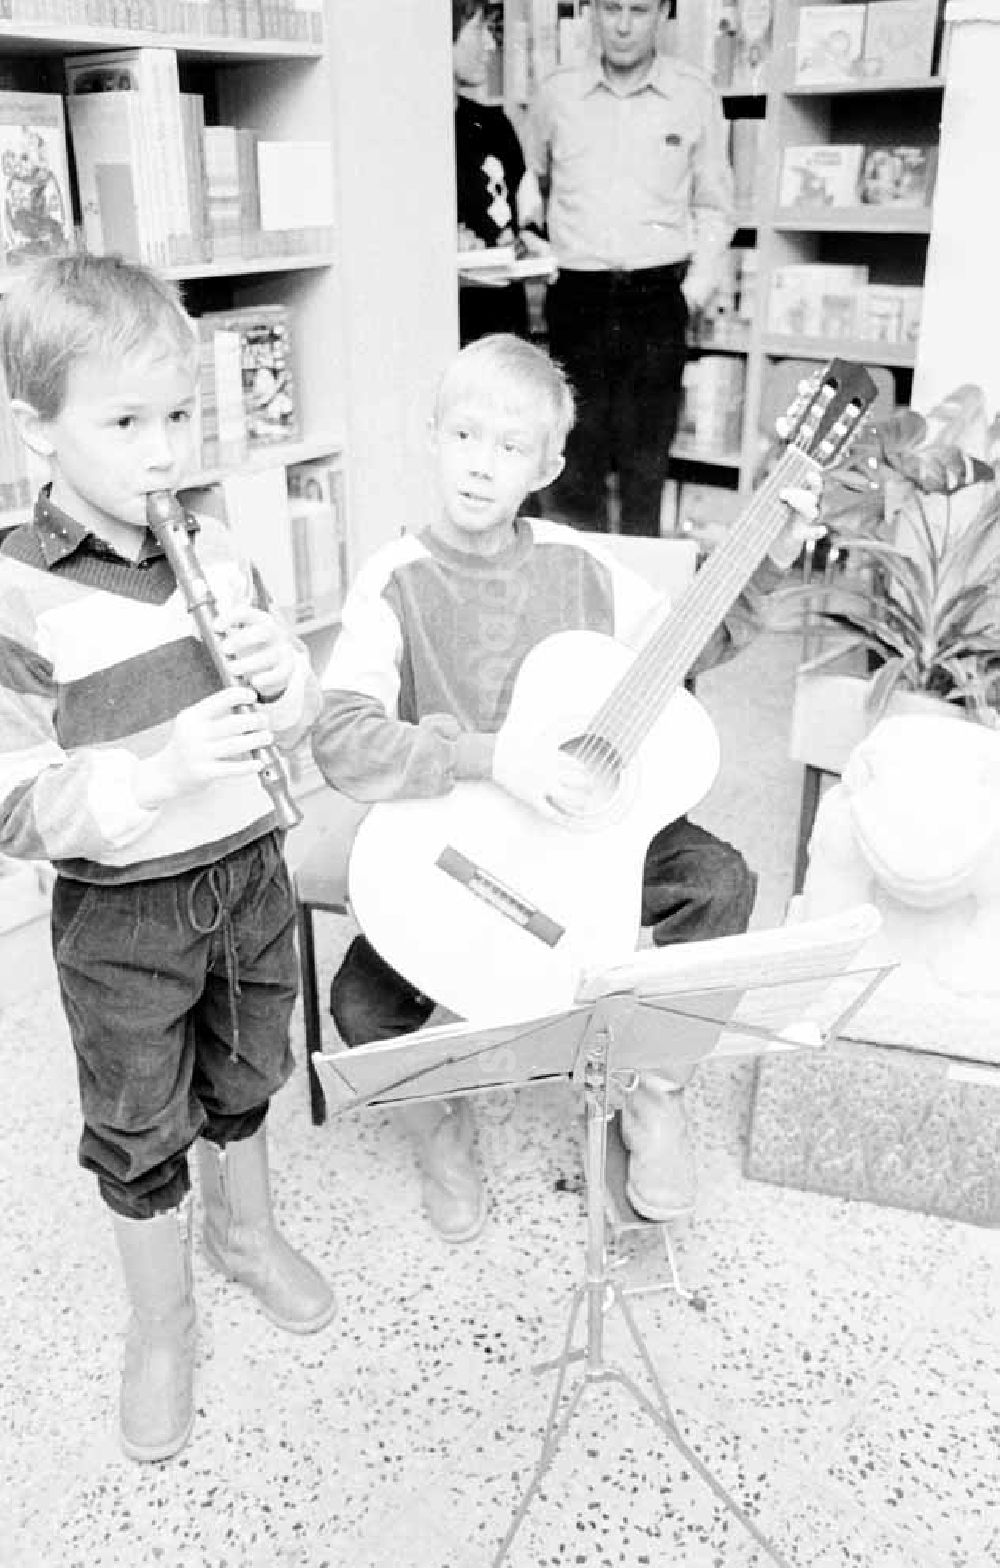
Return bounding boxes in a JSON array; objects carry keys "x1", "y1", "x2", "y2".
[{"x1": 0, "y1": 255, "x2": 334, "y2": 1464}]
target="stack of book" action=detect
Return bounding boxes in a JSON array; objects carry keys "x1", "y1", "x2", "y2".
[
  {"x1": 62, "y1": 48, "x2": 334, "y2": 268},
  {"x1": 286, "y1": 457, "x2": 347, "y2": 625},
  {"x1": 676, "y1": 355, "x2": 746, "y2": 455},
  {"x1": 0, "y1": 0, "x2": 324, "y2": 42},
  {"x1": 196, "y1": 304, "x2": 300, "y2": 466},
  {"x1": 779, "y1": 143, "x2": 937, "y2": 211},
  {"x1": 179, "y1": 455, "x2": 345, "y2": 628},
  {"x1": 768, "y1": 263, "x2": 923, "y2": 347},
  {"x1": 794, "y1": 1, "x2": 940, "y2": 86}
]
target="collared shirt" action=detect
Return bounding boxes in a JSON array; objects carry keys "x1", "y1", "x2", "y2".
[
  {"x1": 31, "y1": 486, "x2": 194, "y2": 572},
  {"x1": 526, "y1": 51, "x2": 735, "y2": 297}
]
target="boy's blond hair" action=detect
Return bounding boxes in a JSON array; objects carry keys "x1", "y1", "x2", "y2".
[
  {"x1": 434, "y1": 333, "x2": 576, "y2": 469},
  {"x1": 0, "y1": 253, "x2": 198, "y2": 419}
]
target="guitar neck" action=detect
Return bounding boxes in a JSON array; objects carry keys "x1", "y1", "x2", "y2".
[{"x1": 591, "y1": 446, "x2": 818, "y2": 760}]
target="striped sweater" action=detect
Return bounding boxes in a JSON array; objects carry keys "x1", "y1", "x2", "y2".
[
  {"x1": 0, "y1": 492, "x2": 320, "y2": 883},
  {"x1": 311, "y1": 516, "x2": 762, "y2": 802}
]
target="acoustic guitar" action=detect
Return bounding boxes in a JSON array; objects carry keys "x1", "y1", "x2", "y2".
[{"x1": 348, "y1": 360, "x2": 877, "y2": 1025}]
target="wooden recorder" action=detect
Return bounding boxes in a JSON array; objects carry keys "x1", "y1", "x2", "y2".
[{"x1": 146, "y1": 490, "x2": 303, "y2": 832}]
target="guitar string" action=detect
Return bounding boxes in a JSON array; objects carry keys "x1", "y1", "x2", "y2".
[
  {"x1": 566, "y1": 445, "x2": 816, "y2": 785},
  {"x1": 605, "y1": 386, "x2": 876, "y2": 758},
  {"x1": 600, "y1": 448, "x2": 816, "y2": 759}
]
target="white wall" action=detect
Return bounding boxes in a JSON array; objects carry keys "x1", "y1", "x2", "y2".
[
  {"x1": 329, "y1": 0, "x2": 458, "y2": 565},
  {"x1": 912, "y1": 3, "x2": 1000, "y2": 417}
]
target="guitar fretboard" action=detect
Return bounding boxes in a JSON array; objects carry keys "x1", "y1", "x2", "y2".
[{"x1": 588, "y1": 445, "x2": 818, "y2": 763}]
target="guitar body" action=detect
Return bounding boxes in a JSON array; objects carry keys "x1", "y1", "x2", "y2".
[{"x1": 349, "y1": 630, "x2": 721, "y2": 1025}]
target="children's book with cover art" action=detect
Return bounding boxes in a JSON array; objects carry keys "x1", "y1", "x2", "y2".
[
  {"x1": 859, "y1": 145, "x2": 937, "y2": 207},
  {"x1": 862, "y1": 0, "x2": 939, "y2": 81},
  {"x1": 794, "y1": 4, "x2": 867, "y2": 84},
  {"x1": 779, "y1": 145, "x2": 864, "y2": 209},
  {"x1": 0, "y1": 91, "x2": 73, "y2": 265},
  {"x1": 199, "y1": 305, "x2": 299, "y2": 448}
]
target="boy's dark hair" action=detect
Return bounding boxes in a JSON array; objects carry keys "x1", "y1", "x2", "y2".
[
  {"x1": 452, "y1": 0, "x2": 486, "y2": 42},
  {"x1": 0, "y1": 253, "x2": 197, "y2": 419}
]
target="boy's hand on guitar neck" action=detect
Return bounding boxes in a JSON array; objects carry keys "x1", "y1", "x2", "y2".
[
  {"x1": 491, "y1": 726, "x2": 593, "y2": 820},
  {"x1": 768, "y1": 473, "x2": 825, "y2": 570}
]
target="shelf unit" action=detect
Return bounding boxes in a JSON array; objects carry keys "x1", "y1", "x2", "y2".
[
  {"x1": 689, "y1": 2, "x2": 947, "y2": 501},
  {"x1": 0, "y1": 23, "x2": 346, "y2": 623},
  {"x1": 489, "y1": 0, "x2": 947, "y2": 510}
]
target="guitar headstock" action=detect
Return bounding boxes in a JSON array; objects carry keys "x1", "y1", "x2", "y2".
[{"x1": 777, "y1": 359, "x2": 878, "y2": 470}]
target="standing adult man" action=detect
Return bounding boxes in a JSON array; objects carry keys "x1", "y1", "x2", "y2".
[{"x1": 528, "y1": 0, "x2": 735, "y2": 535}]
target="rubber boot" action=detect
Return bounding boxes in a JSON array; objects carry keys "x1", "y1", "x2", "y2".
[
  {"x1": 196, "y1": 1126, "x2": 336, "y2": 1334},
  {"x1": 399, "y1": 1097, "x2": 486, "y2": 1243},
  {"x1": 111, "y1": 1201, "x2": 197, "y2": 1463},
  {"x1": 619, "y1": 1075, "x2": 697, "y2": 1221}
]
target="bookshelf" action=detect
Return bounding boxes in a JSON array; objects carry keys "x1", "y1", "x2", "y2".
[
  {"x1": 0, "y1": 3, "x2": 457, "y2": 839},
  {"x1": 489, "y1": 0, "x2": 948, "y2": 523}
]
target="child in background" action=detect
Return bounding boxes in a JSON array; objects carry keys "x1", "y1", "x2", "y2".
[
  {"x1": 453, "y1": 0, "x2": 549, "y2": 343},
  {"x1": 0, "y1": 255, "x2": 334, "y2": 1464},
  {"x1": 311, "y1": 333, "x2": 821, "y2": 1243}
]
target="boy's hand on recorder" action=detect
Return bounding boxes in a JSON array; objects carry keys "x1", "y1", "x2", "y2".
[
  {"x1": 217, "y1": 604, "x2": 296, "y2": 700},
  {"x1": 135, "y1": 689, "x2": 274, "y2": 808}
]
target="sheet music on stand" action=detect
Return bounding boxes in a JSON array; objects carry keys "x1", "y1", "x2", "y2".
[{"x1": 313, "y1": 903, "x2": 887, "y2": 1567}]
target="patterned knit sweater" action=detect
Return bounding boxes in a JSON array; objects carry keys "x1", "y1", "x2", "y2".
[
  {"x1": 311, "y1": 516, "x2": 762, "y2": 802},
  {"x1": 0, "y1": 493, "x2": 320, "y2": 883}
]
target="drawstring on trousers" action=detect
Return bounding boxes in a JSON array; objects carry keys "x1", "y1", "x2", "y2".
[{"x1": 187, "y1": 864, "x2": 242, "y2": 1059}]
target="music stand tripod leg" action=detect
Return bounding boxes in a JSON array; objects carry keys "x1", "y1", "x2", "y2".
[{"x1": 492, "y1": 998, "x2": 795, "y2": 1568}]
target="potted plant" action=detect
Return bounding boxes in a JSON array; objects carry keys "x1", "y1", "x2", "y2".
[{"x1": 785, "y1": 383, "x2": 1000, "y2": 725}]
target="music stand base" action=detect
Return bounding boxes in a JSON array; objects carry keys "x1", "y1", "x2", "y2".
[{"x1": 492, "y1": 1000, "x2": 794, "y2": 1568}]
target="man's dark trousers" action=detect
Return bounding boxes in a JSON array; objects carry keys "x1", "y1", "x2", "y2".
[{"x1": 544, "y1": 262, "x2": 689, "y2": 537}]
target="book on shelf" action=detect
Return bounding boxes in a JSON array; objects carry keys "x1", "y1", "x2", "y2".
[
  {"x1": 203, "y1": 124, "x2": 245, "y2": 262},
  {"x1": 768, "y1": 265, "x2": 921, "y2": 348},
  {"x1": 196, "y1": 304, "x2": 299, "y2": 464},
  {"x1": 64, "y1": 48, "x2": 193, "y2": 268},
  {"x1": 858, "y1": 282, "x2": 923, "y2": 346},
  {"x1": 729, "y1": 118, "x2": 762, "y2": 211},
  {"x1": 778, "y1": 144, "x2": 865, "y2": 210},
  {"x1": 286, "y1": 457, "x2": 346, "y2": 623},
  {"x1": 862, "y1": 0, "x2": 939, "y2": 81},
  {"x1": 0, "y1": 0, "x2": 321, "y2": 40},
  {"x1": 794, "y1": 4, "x2": 868, "y2": 84},
  {"x1": 66, "y1": 90, "x2": 155, "y2": 265},
  {"x1": 255, "y1": 140, "x2": 335, "y2": 253},
  {"x1": 767, "y1": 263, "x2": 870, "y2": 338},
  {"x1": 858, "y1": 144, "x2": 937, "y2": 207},
  {"x1": 730, "y1": 0, "x2": 775, "y2": 94},
  {"x1": 182, "y1": 465, "x2": 300, "y2": 619},
  {"x1": 677, "y1": 354, "x2": 746, "y2": 453},
  {"x1": 0, "y1": 90, "x2": 74, "y2": 268}
]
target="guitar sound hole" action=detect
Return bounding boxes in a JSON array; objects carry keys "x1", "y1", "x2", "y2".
[{"x1": 560, "y1": 733, "x2": 622, "y2": 814}]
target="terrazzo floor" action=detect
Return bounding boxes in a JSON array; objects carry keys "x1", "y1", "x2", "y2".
[{"x1": 3, "y1": 631, "x2": 999, "y2": 1568}]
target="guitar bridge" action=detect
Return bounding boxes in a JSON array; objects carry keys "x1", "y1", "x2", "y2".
[{"x1": 436, "y1": 847, "x2": 565, "y2": 947}]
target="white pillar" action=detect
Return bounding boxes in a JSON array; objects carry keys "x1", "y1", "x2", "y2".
[
  {"x1": 329, "y1": 0, "x2": 458, "y2": 563},
  {"x1": 912, "y1": 2, "x2": 1000, "y2": 415}
]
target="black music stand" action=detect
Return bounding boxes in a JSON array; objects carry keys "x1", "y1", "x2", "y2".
[{"x1": 313, "y1": 906, "x2": 886, "y2": 1568}]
